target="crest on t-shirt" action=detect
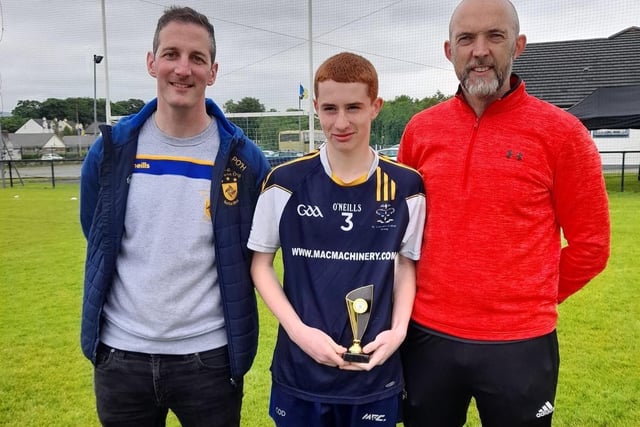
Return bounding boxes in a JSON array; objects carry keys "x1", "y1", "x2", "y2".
[{"x1": 376, "y1": 203, "x2": 395, "y2": 224}]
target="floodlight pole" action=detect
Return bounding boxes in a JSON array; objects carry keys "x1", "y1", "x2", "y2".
[
  {"x1": 307, "y1": 0, "x2": 315, "y2": 152},
  {"x1": 93, "y1": 55, "x2": 104, "y2": 136},
  {"x1": 101, "y1": 0, "x2": 112, "y2": 124}
]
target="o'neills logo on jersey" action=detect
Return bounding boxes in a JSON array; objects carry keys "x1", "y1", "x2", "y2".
[
  {"x1": 134, "y1": 161, "x2": 151, "y2": 169},
  {"x1": 222, "y1": 166, "x2": 240, "y2": 206}
]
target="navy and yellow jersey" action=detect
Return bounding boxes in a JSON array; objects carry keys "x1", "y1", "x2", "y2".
[{"x1": 248, "y1": 146, "x2": 426, "y2": 405}]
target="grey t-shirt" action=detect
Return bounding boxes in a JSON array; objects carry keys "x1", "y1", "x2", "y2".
[{"x1": 101, "y1": 115, "x2": 228, "y2": 354}]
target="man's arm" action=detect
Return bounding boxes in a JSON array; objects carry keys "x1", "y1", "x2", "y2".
[
  {"x1": 79, "y1": 139, "x2": 103, "y2": 238},
  {"x1": 554, "y1": 124, "x2": 611, "y2": 302}
]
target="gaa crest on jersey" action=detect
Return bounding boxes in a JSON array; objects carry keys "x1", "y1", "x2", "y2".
[{"x1": 297, "y1": 204, "x2": 324, "y2": 217}]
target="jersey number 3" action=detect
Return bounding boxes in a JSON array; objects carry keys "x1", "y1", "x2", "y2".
[{"x1": 341, "y1": 213, "x2": 354, "y2": 231}]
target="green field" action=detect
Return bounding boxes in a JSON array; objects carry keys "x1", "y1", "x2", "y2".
[{"x1": 1, "y1": 181, "x2": 638, "y2": 426}]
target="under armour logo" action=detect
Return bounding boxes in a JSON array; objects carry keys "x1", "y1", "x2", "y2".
[{"x1": 506, "y1": 150, "x2": 523, "y2": 161}]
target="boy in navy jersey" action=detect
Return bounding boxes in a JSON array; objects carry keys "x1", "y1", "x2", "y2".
[{"x1": 248, "y1": 52, "x2": 426, "y2": 427}]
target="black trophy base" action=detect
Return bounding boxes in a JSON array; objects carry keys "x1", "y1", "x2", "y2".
[{"x1": 343, "y1": 352, "x2": 370, "y2": 363}]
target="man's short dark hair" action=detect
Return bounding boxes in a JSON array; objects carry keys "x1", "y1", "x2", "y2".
[{"x1": 153, "y1": 6, "x2": 216, "y2": 62}]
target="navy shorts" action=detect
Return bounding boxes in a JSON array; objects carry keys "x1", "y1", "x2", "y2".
[
  {"x1": 269, "y1": 383, "x2": 401, "y2": 427},
  {"x1": 401, "y1": 324, "x2": 559, "y2": 427}
]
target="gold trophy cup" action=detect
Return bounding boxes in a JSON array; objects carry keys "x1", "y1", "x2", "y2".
[{"x1": 343, "y1": 284, "x2": 374, "y2": 363}]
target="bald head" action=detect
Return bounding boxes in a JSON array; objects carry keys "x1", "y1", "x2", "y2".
[
  {"x1": 449, "y1": 0, "x2": 520, "y2": 39},
  {"x1": 445, "y1": 0, "x2": 526, "y2": 114}
]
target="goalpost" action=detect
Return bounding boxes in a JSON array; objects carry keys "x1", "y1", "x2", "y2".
[{"x1": 226, "y1": 111, "x2": 321, "y2": 154}]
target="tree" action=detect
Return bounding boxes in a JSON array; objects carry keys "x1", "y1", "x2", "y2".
[
  {"x1": 371, "y1": 92, "x2": 452, "y2": 147},
  {"x1": 3, "y1": 92, "x2": 452, "y2": 149},
  {"x1": 417, "y1": 90, "x2": 449, "y2": 110},
  {"x1": 40, "y1": 98, "x2": 73, "y2": 124},
  {"x1": 224, "y1": 97, "x2": 265, "y2": 113},
  {"x1": 66, "y1": 97, "x2": 95, "y2": 127},
  {"x1": 223, "y1": 97, "x2": 266, "y2": 145},
  {"x1": 112, "y1": 99, "x2": 145, "y2": 117},
  {"x1": 0, "y1": 116, "x2": 29, "y2": 133},
  {"x1": 7, "y1": 97, "x2": 145, "y2": 128},
  {"x1": 12, "y1": 100, "x2": 42, "y2": 118}
]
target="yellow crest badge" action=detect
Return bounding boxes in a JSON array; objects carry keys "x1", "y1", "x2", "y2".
[
  {"x1": 222, "y1": 156, "x2": 247, "y2": 206},
  {"x1": 222, "y1": 181, "x2": 238, "y2": 203},
  {"x1": 222, "y1": 167, "x2": 240, "y2": 206}
]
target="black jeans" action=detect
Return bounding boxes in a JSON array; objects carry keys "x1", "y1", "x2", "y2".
[{"x1": 94, "y1": 343, "x2": 243, "y2": 427}]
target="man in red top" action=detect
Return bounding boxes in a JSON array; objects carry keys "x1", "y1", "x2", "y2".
[{"x1": 398, "y1": 0, "x2": 610, "y2": 426}]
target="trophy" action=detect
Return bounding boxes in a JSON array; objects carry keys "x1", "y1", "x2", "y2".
[{"x1": 343, "y1": 284, "x2": 374, "y2": 363}]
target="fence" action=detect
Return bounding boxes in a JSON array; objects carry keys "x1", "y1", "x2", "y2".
[
  {"x1": 0, "y1": 156, "x2": 302, "y2": 189},
  {"x1": 600, "y1": 150, "x2": 640, "y2": 192},
  {"x1": 2, "y1": 151, "x2": 640, "y2": 192},
  {"x1": 0, "y1": 159, "x2": 84, "y2": 189}
]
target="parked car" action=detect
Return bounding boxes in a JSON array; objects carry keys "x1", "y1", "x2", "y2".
[
  {"x1": 41, "y1": 153, "x2": 64, "y2": 160},
  {"x1": 377, "y1": 145, "x2": 399, "y2": 161}
]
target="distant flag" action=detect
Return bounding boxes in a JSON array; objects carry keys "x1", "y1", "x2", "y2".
[{"x1": 299, "y1": 84, "x2": 308, "y2": 100}]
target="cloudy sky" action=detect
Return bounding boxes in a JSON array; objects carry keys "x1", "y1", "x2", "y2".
[{"x1": 0, "y1": 0, "x2": 637, "y2": 115}]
